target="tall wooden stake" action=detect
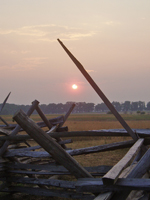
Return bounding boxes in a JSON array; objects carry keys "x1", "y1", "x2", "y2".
[{"x1": 57, "y1": 39, "x2": 138, "y2": 141}]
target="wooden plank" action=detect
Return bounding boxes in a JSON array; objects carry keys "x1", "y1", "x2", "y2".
[
  {"x1": 1, "y1": 176, "x2": 76, "y2": 189},
  {"x1": 0, "y1": 130, "x2": 129, "y2": 141},
  {"x1": 58, "y1": 39, "x2": 139, "y2": 141},
  {"x1": 5, "y1": 163, "x2": 112, "y2": 176},
  {"x1": 102, "y1": 138, "x2": 144, "y2": 185},
  {"x1": 57, "y1": 103, "x2": 75, "y2": 128},
  {"x1": 92, "y1": 162, "x2": 137, "y2": 199},
  {"x1": 55, "y1": 103, "x2": 75, "y2": 149},
  {"x1": 0, "y1": 100, "x2": 39, "y2": 156},
  {"x1": 0, "y1": 128, "x2": 11, "y2": 136},
  {"x1": 4, "y1": 140, "x2": 134, "y2": 158},
  {"x1": 76, "y1": 177, "x2": 150, "y2": 193},
  {"x1": 94, "y1": 192, "x2": 113, "y2": 200},
  {"x1": 35, "y1": 105, "x2": 53, "y2": 129},
  {"x1": 0, "y1": 92, "x2": 11, "y2": 113},
  {"x1": 6, "y1": 163, "x2": 112, "y2": 175},
  {"x1": 1, "y1": 186, "x2": 94, "y2": 199},
  {"x1": 1, "y1": 129, "x2": 150, "y2": 141},
  {"x1": 36, "y1": 105, "x2": 67, "y2": 149},
  {"x1": 111, "y1": 148, "x2": 150, "y2": 200},
  {"x1": 13, "y1": 110, "x2": 93, "y2": 179}
]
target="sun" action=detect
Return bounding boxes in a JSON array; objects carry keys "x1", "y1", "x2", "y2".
[{"x1": 72, "y1": 84, "x2": 78, "y2": 90}]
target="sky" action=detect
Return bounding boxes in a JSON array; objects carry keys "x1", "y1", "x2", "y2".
[{"x1": 0, "y1": 0, "x2": 150, "y2": 105}]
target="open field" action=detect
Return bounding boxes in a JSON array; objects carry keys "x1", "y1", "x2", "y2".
[{"x1": 1, "y1": 113, "x2": 150, "y2": 199}]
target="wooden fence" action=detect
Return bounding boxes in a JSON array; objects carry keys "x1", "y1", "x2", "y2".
[
  {"x1": 0, "y1": 100, "x2": 150, "y2": 200},
  {"x1": 0, "y1": 40, "x2": 150, "y2": 199}
]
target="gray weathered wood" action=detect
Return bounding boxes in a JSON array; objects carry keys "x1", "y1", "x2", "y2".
[
  {"x1": 0, "y1": 100, "x2": 39, "y2": 156},
  {"x1": 1, "y1": 186, "x2": 94, "y2": 199},
  {"x1": 57, "y1": 103, "x2": 75, "y2": 128},
  {"x1": 4, "y1": 140, "x2": 135, "y2": 158},
  {"x1": 6, "y1": 163, "x2": 112, "y2": 175},
  {"x1": 102, "y1": 138, "x2": 144, "y2": 185},
  {"x1": 0, "y1": 92, "x2": 11, "y2": 113},
  {"x1": 35, "y1": 105, "x2": 53, "y2": 128},
  {"x1": 1, "y1": 176, "x2": 76, "y2": 189},
  {"x1": 1, "y1": 129, "x2": 150, "y2": 141},
  {"x1": 76, "y1": 177, "x2": 150, "y2": 193},
  {"x1": 13, "y1": 110, "x2": 93, "y2": 179},
  {"x1": 111, "y1": 148, "x2": 150, "y2": 200},
  {"x1": 94, "y1": 192, "x2": 113, "y2": 200}
]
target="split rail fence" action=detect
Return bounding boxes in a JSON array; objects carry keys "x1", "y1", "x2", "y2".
[{"x1": 0, "y1": 39, "x2": 150, "y2": 199}]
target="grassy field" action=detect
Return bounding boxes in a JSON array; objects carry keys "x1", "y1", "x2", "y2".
[{"x1": 1, "y1": 113, "x2": 150, "y2": 199}]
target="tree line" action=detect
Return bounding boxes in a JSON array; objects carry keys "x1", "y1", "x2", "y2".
[{"x1": 1, "y1": 101, "x2": 150, "y2": 115}]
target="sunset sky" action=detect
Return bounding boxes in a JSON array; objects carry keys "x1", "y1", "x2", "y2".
[{"x1": 0, "y1": 1, "x2": 150, "y2": 105}]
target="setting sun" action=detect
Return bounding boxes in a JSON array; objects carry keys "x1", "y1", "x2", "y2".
[{"x1": 72, "y1": 84, "x2": 78, "y2": 89}]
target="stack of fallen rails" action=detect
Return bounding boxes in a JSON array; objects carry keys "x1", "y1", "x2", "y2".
[{"x1": 0, "y1": 108, "x2": 150, "y2": 199}]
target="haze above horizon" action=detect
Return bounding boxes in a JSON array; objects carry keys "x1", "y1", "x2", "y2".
[{"x1": 0, "y1": 1, "x2": 150, "y2": 105}]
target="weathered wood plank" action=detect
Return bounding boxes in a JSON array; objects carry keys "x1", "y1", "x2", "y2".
[
  {"x1": 76, "y1": 177, "x2": 150, "y2": 193},
  {"x1": 94, "y1": 192, "x2": 113, "y2": 200},
  {"x1": 35, "y1": 105, "x2": 53, "y2": 129},
  {"x1": 0, "y1": 100, "x2": 39, "y2": 156},
  {"x1": 4, "y1": 140, "x2": 135, "y2": 158},
  {"x1": 6, "y1": 162, "x2": 111, "y2": 172},
  {"x1": 111, "y1": 148, "x2": 150, "y2": 200},
  {"x1": 1, "y1": 129, "x2": 150, "y2": 141},
  {"x1": 102, "y1": 138, "x2": 144, "y2": 185},
  {"x1": 6, "y1": 167, "x2": 112, "y2": 176},
  {"x1": 13, "y1": 110, "x2": 93, "y2": 179},
  {"x1": 57, "y1": 103, "x2": 75, "y2": 128},
  {"x1": 55, "y1": 103, "x2": 75, "y2": 149},
  {"x1": 1, "y1": 176, "x2": 76, "y2": 189},
  {"x1": 1, "y1": 186, "x2": 95, "y2": 199},
  {"x1": 90, "y1": 163, "x2": 137, "y2": 199}
]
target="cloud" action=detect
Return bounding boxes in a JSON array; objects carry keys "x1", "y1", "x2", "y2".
[
  {"x1": 104, "y1": 21, "x2": 121, "y2": 26},
  {"x1": 0, "y1": 24, "x2": 96, "y2": 42},
  {"x1": 0, "y1": 57, "x2": 48, "y2": 72},
  {"x1": 86, "y1": 69, "x2": 95, "y2": 73}
]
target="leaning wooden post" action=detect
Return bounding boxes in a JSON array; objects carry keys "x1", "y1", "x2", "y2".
[
  {"x1": 56, "y1": 103, "x2": 75, "y2": 149},
  {"x1": 35, "y1": 104, "x2": 53, "y2": 129},
  {"x1": 58, "y1": 103, "x2": 76, "y2": 128},
  {"x1": 13, "y1": 110, "x2": 93, "y2": 179},
  {"x1": 0, "y1": 100, "x2": 39, "y2": 156},
  {"x1": 57, "y1": 39, "x2": 138, "y2": 142},
  {"x1": 35, "y1": 105, "x2": 67, "y2": 149},
  {"x1": 0, "y1": 92, "x2": 11, "y2": 127}
]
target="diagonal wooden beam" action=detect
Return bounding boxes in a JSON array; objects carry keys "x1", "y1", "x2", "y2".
[
  {"x1": 13, "y1": 110, "x2": 93, "y2": 179},
  {"x1": 102, "y1": 138, "x2": 144, "y2": 185},
  {"x1": 57, "y1": 39, "x2": 138, "y2": 141},
  {"x1": 0, "y1": 92, "x2": 11, "y2": 113}
]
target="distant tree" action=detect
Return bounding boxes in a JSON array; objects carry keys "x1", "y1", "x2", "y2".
[
  {"x1": 131, "y1": 102, "x2": 139, "y2": 111},
  {"x1": 74, "y1": 102, "x2": 86, "y2": 113},
  {"x1": 47, "y1": 103, "x2": 57, "y2": 114},
  {"x1": 95, "y1": 103, "x2": 108, "y2": 112},
  {"x1": 147, "y1": 102, "x2": 150, "y2": 110},
  {"x1": 112, "y1": 101, "x2": 121, "y2": 112},
  {"x1": 84, "y1": 103, "x2": 95, "y2": 112},
  {"x1": 122, "y1": 101, "x2": 131, "y2": 112},
  {"x1": 138, "y1": 101, "x2": 145, "y2": 111}
]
